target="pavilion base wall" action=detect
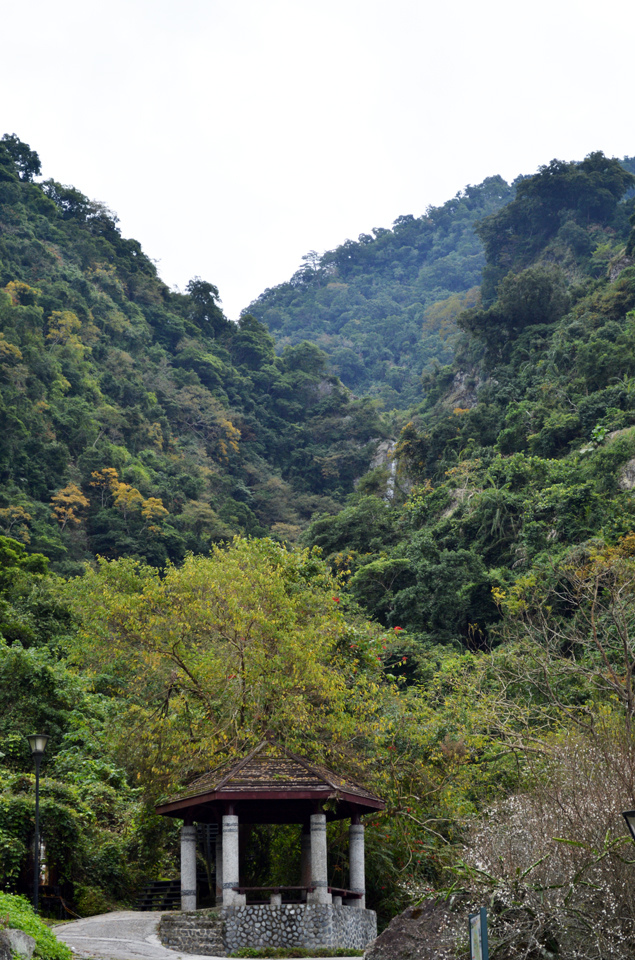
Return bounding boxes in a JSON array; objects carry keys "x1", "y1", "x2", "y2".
[
  {"x1": 160, "y1": 904, "x2": 377, "y2": 955},
  {"x1": 159, "y1": 910, "x2": 225, "y2": 955},
  {"x1": 223, "y1": 903, "x2": 376, "y2": 954}
]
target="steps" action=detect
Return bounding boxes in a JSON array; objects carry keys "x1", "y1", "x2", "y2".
[{"x1": 134, "y1": 879, "x2": 181, "y2": 911}]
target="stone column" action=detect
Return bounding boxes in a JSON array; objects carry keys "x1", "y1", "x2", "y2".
[
  {"x1": 222, "y1": 814, "x2": 245, "y2": 907},
  {"x1": 180, "y1": 824, "x2": 197, "y2": 911},
  {"x1": 215, "y1": 831, "x2": 223, "y2": 905},
  {"x1": 309, "y1": 812, "x2": 331, "y2": 904},
  {"x1": 349, "y1": 820, "x2": 365, "y2": 909},
  {"x1": 300, "y1": 828, "x2": 312, "y2": 890}
]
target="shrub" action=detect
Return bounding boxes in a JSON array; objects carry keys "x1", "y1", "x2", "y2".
[{"x1": 0, "y1": 893, "x2": 71, "y2": 960}]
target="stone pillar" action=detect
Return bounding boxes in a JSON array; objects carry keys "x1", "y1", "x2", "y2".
[
  {"x1": 215, "y1": 831, "x2": 223, "y2": 905},
  {"x1": 222, "y1": 814, "x2": 245, "y2": 907},
  {"x1": 349, "y1": 820, "x2": 366, "y2": 909},
  {"x1": 180, "y1": 824, "x2": 197, "y2": 911},
  {"x1": 300, "y1": 828, "x2": 312, "y2": 889},
  {"x1": 309, "y1": 813, "x2": 331, "y2": 904}
]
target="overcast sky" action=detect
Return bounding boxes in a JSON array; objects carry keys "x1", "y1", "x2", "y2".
[{"x1": 2, "y1": 0, "x2": 634, "y2": 318}]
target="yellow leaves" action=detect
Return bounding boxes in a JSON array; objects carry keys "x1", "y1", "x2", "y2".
[
  {"x1": 112, "y1": 482, "x2": 144, "y2": 516},
  {"x1": 89, "y1": 468, "x2": 120, "y2": 503},
  {"x1": 491, "y1": 586, "x2": 507, "y2": 608},
  {"x1": 216, "y1": 416, "x2": 241, "y2": 459},
  {"x1": 89, "y1": 469, "x2": 168, "y2": 527},
  {"x1": 171, "y1": 384, "x2": 241, "y2": 462},
  {"x1": 421, "y1": 286, "x2": 480, "y2": 340},
  {"x1": 45, "y1": 307, "x2": 99, "y2": 351},
  {"x1": 92, "y1": 469, "x2": 118, "y2": 487},
  {"x1": 86, "y1": 262, "x2": 126, "y2": 298},
  {"x1": 492, "y1": 572, "x2": 537, "y2": 616},
  {"x1": 46, "y1": 309, "x2": 83, "y2": 347},
  {"x1": 0, "y1": 334, "x2": 22, "y2": 364},
  {"x1": 141, "y1": 497, "x2": 168, "y2": 522},
  {"x1": 0, "y1": 505, "x2": 32, "y2": 543},
  {"x1": 51, "y1": 483, "x2": 90, "y2": 531},
  {"x1": 4, "y1": 280, "x2": 41, "y2": 306},
  {"x1": 146, "y1": 421, "x2": 163, "y2": 449}
]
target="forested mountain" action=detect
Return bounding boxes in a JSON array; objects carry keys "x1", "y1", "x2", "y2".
[
  {"x1": 304, "y1": 151, "x2": 635, "y2": 648},
  {"x1": 247, "y1": 176, "x2": 515, "y2": 406},
  {"x1": 0, "y1": 135, "x2": 386, "y2": 573},
  {"x1": 6, "y1": 141, "x2": 635, "y2": 958}
]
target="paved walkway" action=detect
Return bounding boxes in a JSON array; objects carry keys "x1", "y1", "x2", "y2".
[{"x1": 52, "y1": 910, "x2": 361, "y2": 960}]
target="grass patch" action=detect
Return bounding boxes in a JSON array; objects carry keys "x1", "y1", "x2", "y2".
[{"x1": 0, "y1": 893, "x2": 72, "y2": 960}]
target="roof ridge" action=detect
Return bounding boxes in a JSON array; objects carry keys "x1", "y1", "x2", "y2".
[
  {"x1": 214, "y1": 740, "x2": 268, "y2": 790},
  {"x1": 276, "y1": 743, "x2": 340, "y2": 792},
  {"x1": 247, "y1": 740, "x2": 376, "y2": 798},
  {"x1": 309, "y1": 758, "x2": 376, "y2": 797}
]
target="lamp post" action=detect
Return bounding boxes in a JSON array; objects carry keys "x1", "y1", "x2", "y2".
[
  {"x1": 27, "y1": 734, "x2": 49, "y2": 914},
  {"x1": 623, "y1": 810, "x2": 635, "y2": 843}
]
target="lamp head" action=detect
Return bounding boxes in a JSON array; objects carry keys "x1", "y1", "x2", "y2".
[
  {"x1": 622, "y1": 810, "x2": 635, "y2": 843},
  {"x1": 27, "y1": 734, "x2": 49, "y2": 757}
]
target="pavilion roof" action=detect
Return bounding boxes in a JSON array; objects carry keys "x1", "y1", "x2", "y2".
[{"x1": 155, "y1": 741, "x2": 385, "y2": 823}]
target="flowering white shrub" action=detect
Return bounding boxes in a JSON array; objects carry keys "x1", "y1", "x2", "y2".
[{"x1": 462, "y1": 726, "x2": 635, "y2": 959}]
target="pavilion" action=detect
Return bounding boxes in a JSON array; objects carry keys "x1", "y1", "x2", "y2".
[{"x1": 155, "y1": 740, "x2": 385, "y2": 953}]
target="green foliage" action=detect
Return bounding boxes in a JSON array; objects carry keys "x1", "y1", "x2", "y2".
[
  {"x1": 0, "y1": 892, "x2": 71, "y2": 960},
  {"x1": 248, "y1": 177, "x2": 514, "y2": 406},
  {"x1": 477, "y1": 151, "x2": 635, "y2": 300},
  {"x1": 302, "y1": 155, "x2": 635, "y2": 651},
  {"x1": 0, "y1": 136, "x2": 41, "y2": 183},
  {"x1": 6, "y1": 135, "x2": 635, "y2": 940},
  {"x1": 0, "y1": 136, "x2": 387, "y2": 569},
  {"x1": 59, "y1": 538, "x2": 387, "y2": 790}
]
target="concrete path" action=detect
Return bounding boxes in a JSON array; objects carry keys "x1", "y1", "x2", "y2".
[{"x1": 52, "y1": 910, "x2": 361, "y2": 960}]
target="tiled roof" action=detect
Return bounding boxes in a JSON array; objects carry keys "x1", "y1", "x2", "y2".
[{"x1": 164, "y1": 741, "x2": 383, "y2": 806}]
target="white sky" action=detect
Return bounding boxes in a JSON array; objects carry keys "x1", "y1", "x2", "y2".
[{"x1": 2, "y1": 0, "x2": 634, "y2": 319}]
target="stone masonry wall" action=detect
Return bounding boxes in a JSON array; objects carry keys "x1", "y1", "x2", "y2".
[
  {"x1": 333, "y1": 905, "x2": 377, "y2": 951},
  {"x1": 223, "y1": 903, "x2": 376, "y2": 953},
  {"x1": 159, "y1": 910, "x2": 226, "y2": 956},
  {"x1": 159, "y1": 904, "x2": 377, "y2": 955}
]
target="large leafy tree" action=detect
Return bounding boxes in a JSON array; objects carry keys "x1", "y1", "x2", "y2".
[{"x1": 60, "y1": 538, "x2": 387, "y2": 790}]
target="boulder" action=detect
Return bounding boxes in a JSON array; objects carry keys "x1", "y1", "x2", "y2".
[
  {"x1": 0, "y1": 931, "x2": 12, "y2": 960},
  {"x1": 5, "y1": 929, "x2": 37, "y2": 959},
  {"x1": 364, "y1": 899, "x2": 468, "y2": 960}
]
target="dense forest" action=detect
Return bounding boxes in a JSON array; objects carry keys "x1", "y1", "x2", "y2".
[
  {"x1": 4, "y1": 138, "x2": 635, "y2": 959},
  {"x1": 305, "y1": 152, "x2": 635, "y2": 648},
  {"x1": 0, "y1": 134, "x2": 389, "y2": 575},
  {"x1": 247, "y1": 176, "x2": 515, "y2": 407}
]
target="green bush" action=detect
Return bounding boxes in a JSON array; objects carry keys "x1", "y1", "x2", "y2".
[
  {"x1": 0, "y1": 892, "x2": 72, "y2": 960},
  {"x1": 72, "y1": 884, "x2": 114, "y2": 918}
]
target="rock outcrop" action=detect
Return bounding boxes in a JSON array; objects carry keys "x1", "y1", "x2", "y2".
[
  {"x1": 364, "y1": 899, "x2": 468, "y2": 960},
  {"x1": 0, "y1": 930, "x2": 36, "y2": 960}
]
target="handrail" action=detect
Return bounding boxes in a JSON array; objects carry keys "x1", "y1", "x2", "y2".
[
  {"x1": 232, "y1": 885, "x2": 315, "y2": 893},
  {"x1": 328, "y1": 887, "x2": 362, "y2": 898},
  {"x1": 230, "y1": 884, "x2": 362, "y2": 899}
]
